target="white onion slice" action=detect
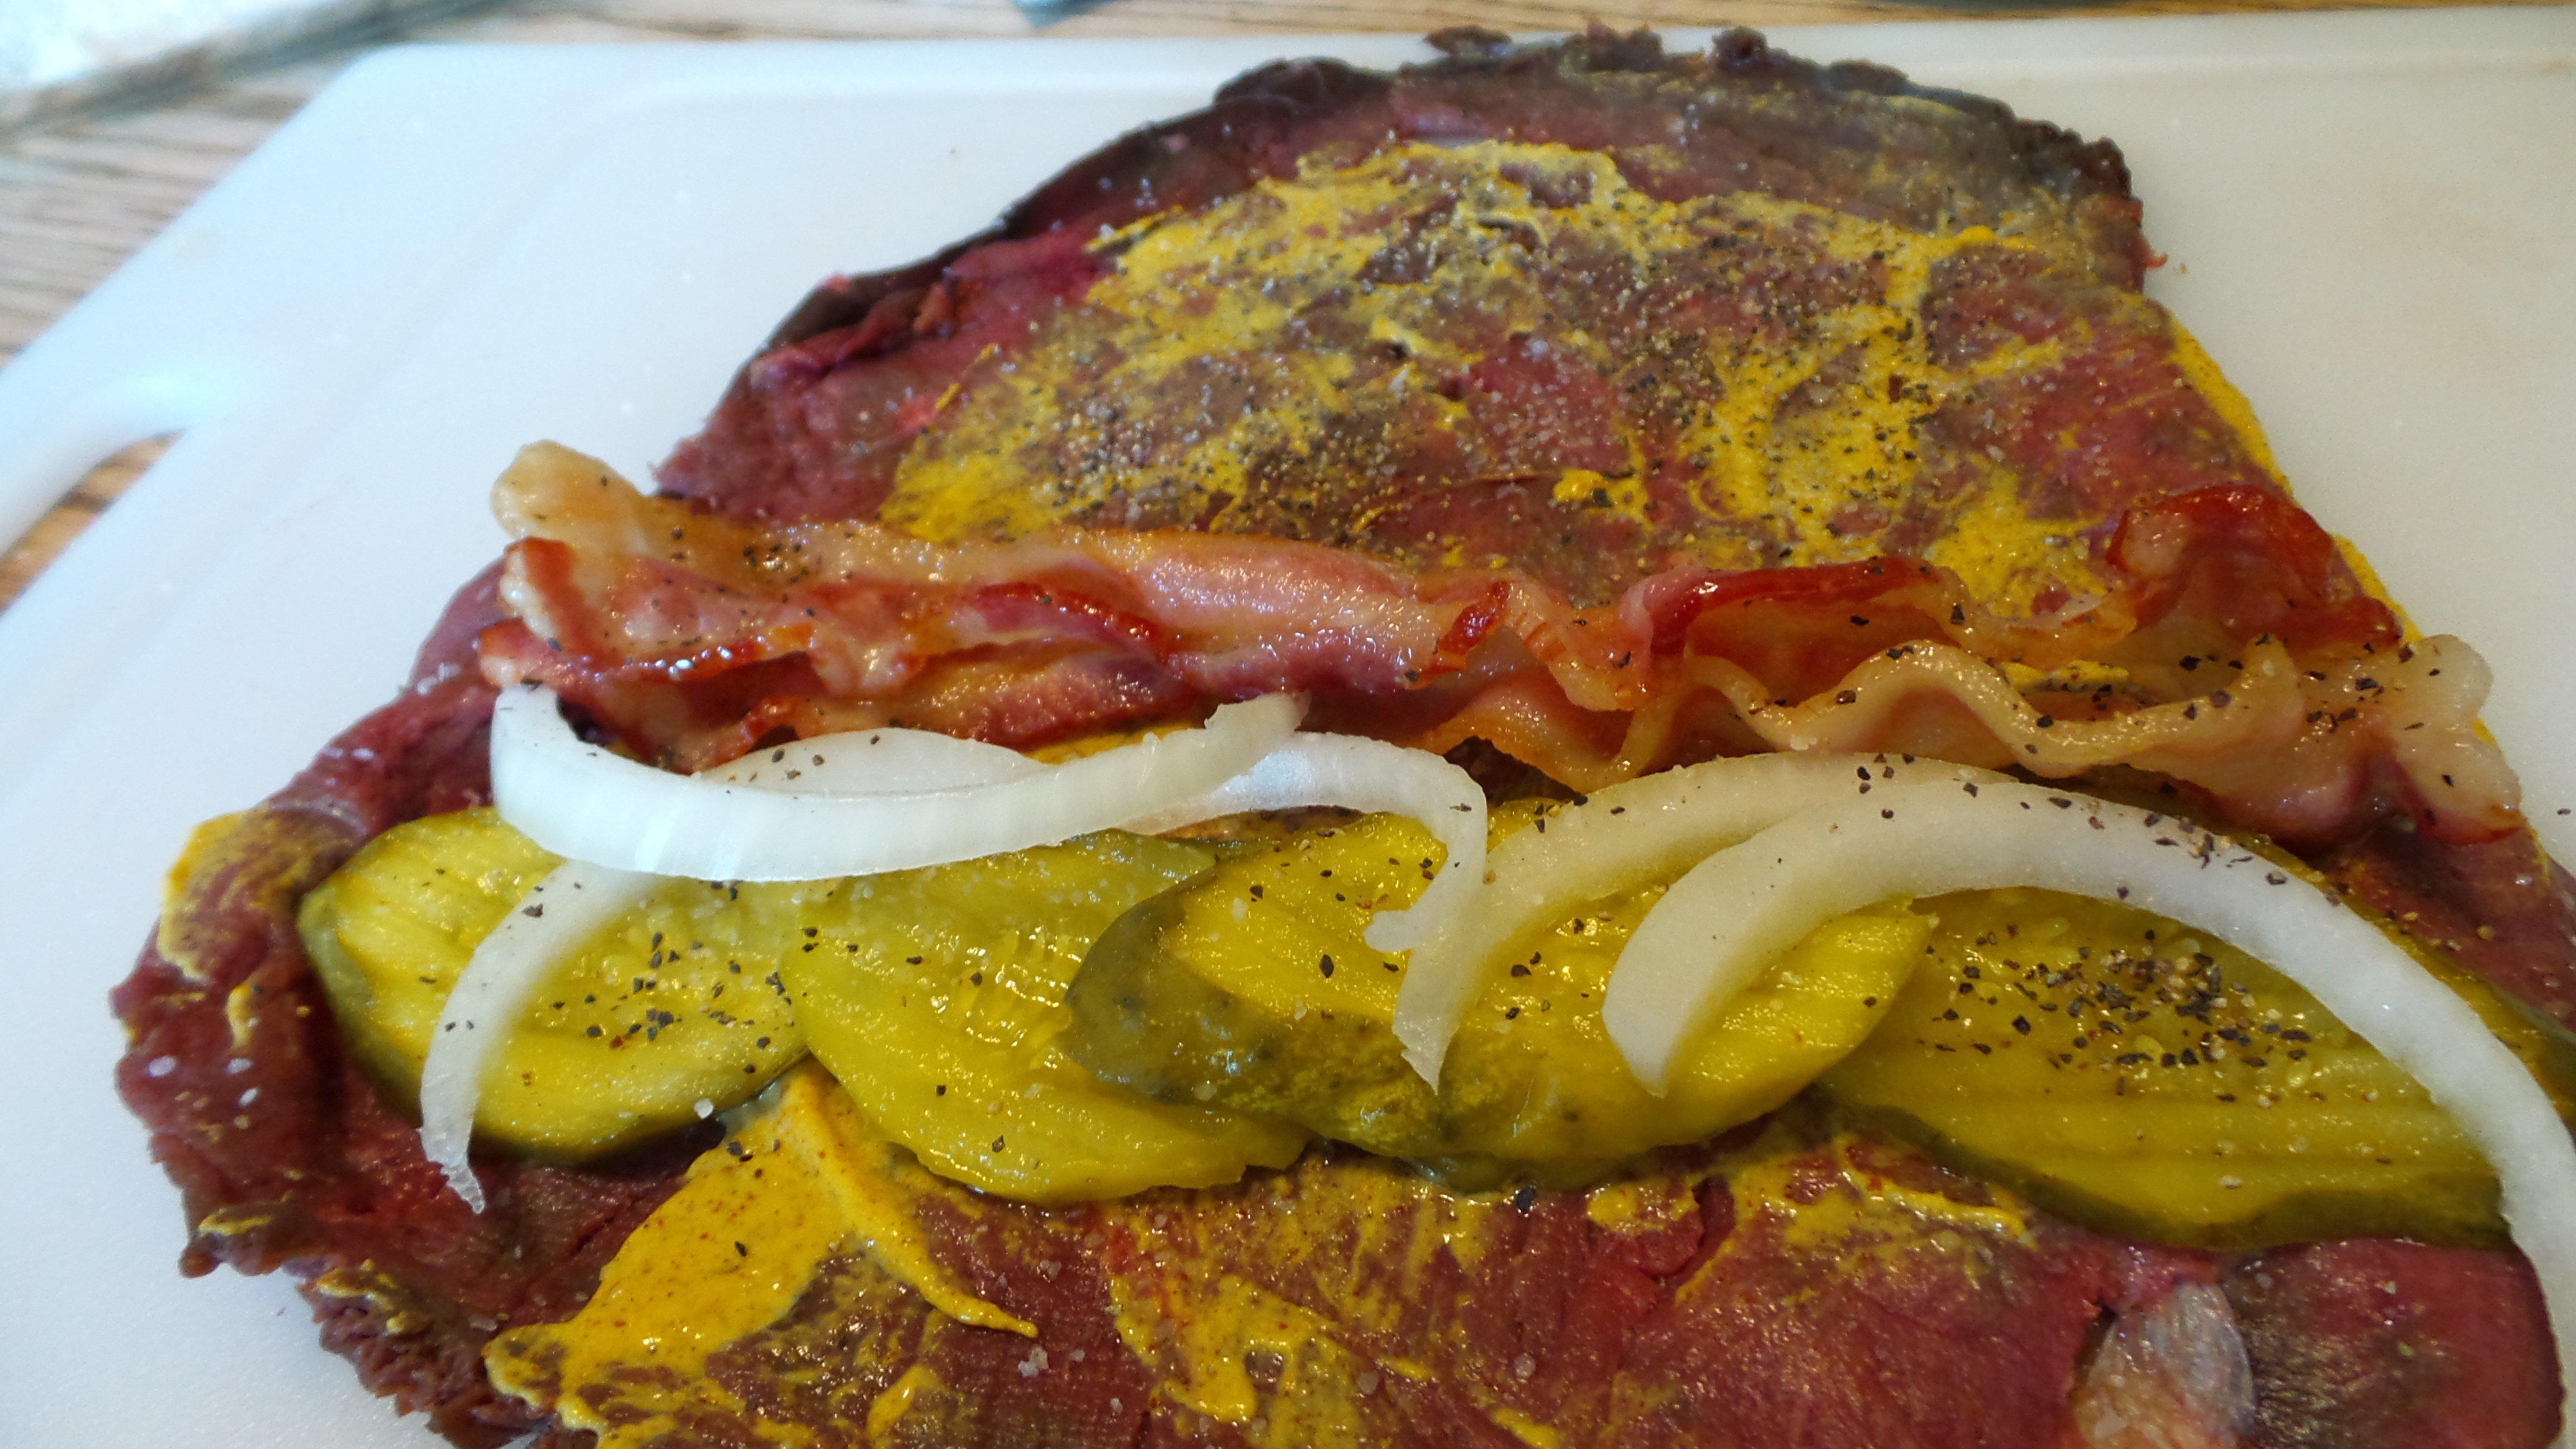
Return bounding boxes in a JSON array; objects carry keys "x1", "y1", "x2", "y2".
[
  {"x1": 1390, "y1": 753, "x2": 1999, "y2": 1085},
  {"x1": 425, "y1": 713, "x2": 1053, "y2": 1209},
  {"x1": 1122, "y1": 733, "x2": 1486, "y2": 954},
  {"x1": 1599, "y1": 778, "x2": 2576, "y2": 1411},
  {"x1": 490, "y1": 685, "x2": 1301, "y2": 880},
  {"x1": 418, "y1": 860, "x2": 655, "y2": 1213},
  {"x1": 712, "y1": 727, "x2": 1043, "y2": 793}
]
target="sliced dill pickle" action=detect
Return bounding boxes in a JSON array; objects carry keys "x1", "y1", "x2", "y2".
[
  {"x1": 1816, "y1": 888, "x2": 2576, "y2": 1251},
  {"x1": 775, "y1": 832, "x2": 1309, "y2": 1205},
  {"x1": 1066, "y1": 806, "x2": 1925, "y2": 1181},
  {"x1": 296, "y1": 808, "x2": 807, "y2": 1157}
]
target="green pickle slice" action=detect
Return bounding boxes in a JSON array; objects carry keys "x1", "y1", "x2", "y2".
[
  {"x1": 297, "y1": 808, "x2": 808, "y2": 1158},
  {"x1": 302, "y1": 811, "x2": 1301, "y2": 1197},
  {"x1": 305, "y1": 795, "x2": 2572, "y2": 1244},
  {"x1": 1817, "y1": 887, "x2": 2576, "y2": 1250},
  {"x1": 772, "y1": 831, "x2": 1308, "y2": 1204},
  {"x1": 1066, "y1": 804, "x2": 1926, "y2": 1183}
]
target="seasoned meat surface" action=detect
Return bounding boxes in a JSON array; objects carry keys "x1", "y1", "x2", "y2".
[
  {"x1": 110, "y1": 26, "x2": 2566, "y2": 1449},
  {"x1": 666, "y1": 27, "x2": 2198, "y2": 621}
]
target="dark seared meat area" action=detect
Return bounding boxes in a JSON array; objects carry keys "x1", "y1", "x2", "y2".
[{"x1": 2229, "y1": 1240, "x2": 2559, "y2": 1449}]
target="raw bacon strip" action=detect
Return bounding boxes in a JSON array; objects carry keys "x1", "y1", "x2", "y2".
[{"x1": 479, "y1": 446, "x2": 2509, "y2": 847}]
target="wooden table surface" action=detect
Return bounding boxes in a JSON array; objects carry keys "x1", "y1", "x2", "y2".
[{"x1": 0, "y1": 0, "x2": 2523, "y2": 612}]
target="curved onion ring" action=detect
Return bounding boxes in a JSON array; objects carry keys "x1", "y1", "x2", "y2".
[
  {"x1": 490, "y1": 685, "x2": 1300, "y2": 881},
  {"x1": 418, "y1": 860, "x2": 654, "y2": 1211},
  {"x1": 431, "y1": 693, "x2": 1481, "y2": 1209},
  {"x1": 423, "y1": 719, "x2": 1052, "y2": 1209},
  {"x1": 1600, "y1": 778, "x2": 2576, "y2": 1412},
  {"x1": 711, "y1": 727, "x2": 1041, "y2": 793},
  {"x1": 1390, "y1": 753, "x2": 1998, "y2": 1085}
]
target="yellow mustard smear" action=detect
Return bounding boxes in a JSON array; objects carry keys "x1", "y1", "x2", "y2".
[
  {"x1": 494, "y1": 1062, "x2": 2055, "y2": 1448},
  {"x1": 1097, "y1": 1125, "x2": 2042, "y2": 1449},
  {"x1": 157, "y1": 808, "x2": 349, "y2": 987},
  {"x1": 877, "y1": 140, "x2": 2115, "y2": 615},
  {"x1": 1100, "y1": 1154, "x2": 1486, "y2": 1439},
  {"x1": 484, "y1": 1065, "x2": 1026, "y2": 1446},
  {"x1": 864, "y1": 1362, "x2": 945, "y2": 1441},
  {"x1": 2164, "y1": 320, "x2": 2286, "y2": 487}
]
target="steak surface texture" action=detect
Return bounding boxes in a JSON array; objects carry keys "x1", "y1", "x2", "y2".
[
  {"x1": 667, "y1": 25, "x2": 2177, "y2": 615},
  {"x1": 109, "y1": 25, "x2": 2565, "y2": 1449}
]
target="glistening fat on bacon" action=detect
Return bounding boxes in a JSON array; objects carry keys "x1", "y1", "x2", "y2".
[{"x1": 477, "y1": 443, "x2": 2517, "y2": 849}]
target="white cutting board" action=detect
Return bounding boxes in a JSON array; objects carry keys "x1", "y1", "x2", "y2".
[{"x1": 0, "y1": 12, "x2": 2570, "y2": 1446}]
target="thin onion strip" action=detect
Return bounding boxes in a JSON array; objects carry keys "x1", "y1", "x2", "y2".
[
  {"x1": 714, "y1": 727, "x2": 1043, "y2": 794},
  {"x1": 434, "y1": 693, "x2": 1484, "y2": 1210},
  {"x1": 489, "y1": 685, "x2": 1301, "y2": 881},
  {"x1": 1599, "y1": 778, "x2": 2576, "y2": 1413},
  {"x1": 418, "y1": 860, "x2": 654, "y2": 1213},
  {"x1": 424, "y1": 711, "x2": 1054, "y2": 1209},
  {"x1": 1390, "y1": 752, "x2": 1999, "y2": 1085}
]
